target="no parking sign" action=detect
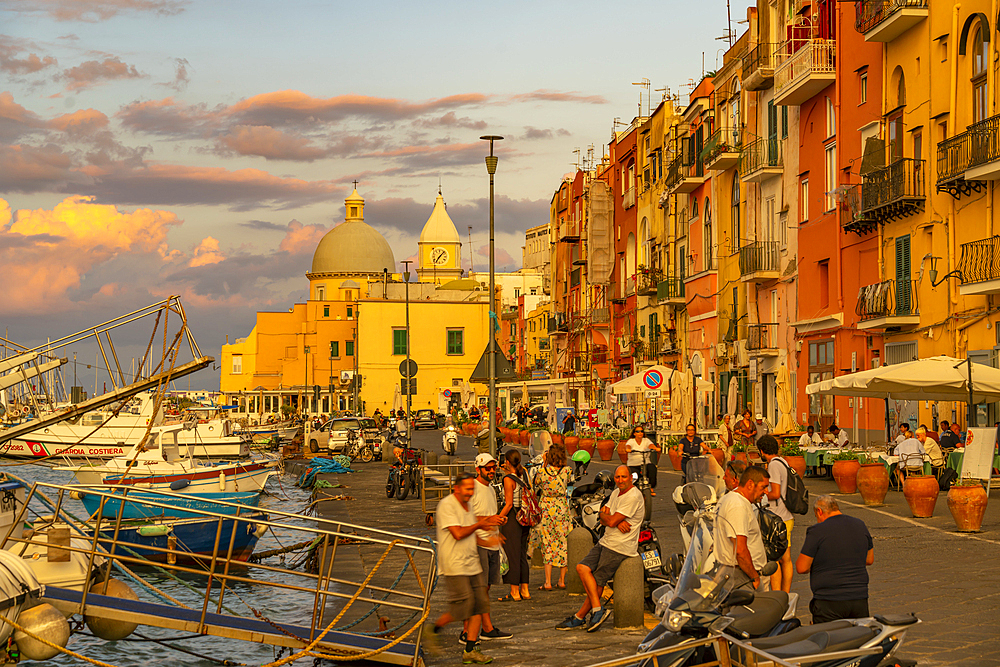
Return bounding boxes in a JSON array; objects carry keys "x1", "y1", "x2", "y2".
[{"x1": 642, "y1": 369, "x2": 664, "y2": 390}]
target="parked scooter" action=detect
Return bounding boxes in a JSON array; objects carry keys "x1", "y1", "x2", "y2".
[
  {"x1": 570, "y1": 469, "x2": 614, "y2": 541},
  {"x1": 442, "y1": 425, "x2": 458, "y2": 455}
]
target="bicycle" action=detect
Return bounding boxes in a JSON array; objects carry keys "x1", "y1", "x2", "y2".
[
  {"x1": 385, "y1": 437, "x2": 421, "y2": 500},
  {"x1": 346, "y1": 429, "x2": 375, "y2": 463}
]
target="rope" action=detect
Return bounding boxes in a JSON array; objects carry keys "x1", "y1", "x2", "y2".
[
  {"x1": 0, "y1": 609, "x2": 121, "y2": 667},
  {"x1": 247, "y1": 538, "x2": 319, "y2": 564}
]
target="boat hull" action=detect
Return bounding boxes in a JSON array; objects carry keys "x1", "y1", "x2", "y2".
[
  {"x1": 84, "y1": 513, "x2": 267, "y2": 563},
  {"x1": 1, "y1": 436, "x2": 247, "y2": 460},
  {"x1": 79, "y1": 488, "x2": 262, "y2": 519},
  {"x1": 100, "y1": 462, "x2": 275, "y2": 493}
]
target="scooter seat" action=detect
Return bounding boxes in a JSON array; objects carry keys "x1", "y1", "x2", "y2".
[
  {"x1": 767, "y1": 626, "x2": 877, "y2": 659},
  {"x1": 750, "y1": 620, "x2": 853, "y2": 650},
  {"x1": 873, "y1": 612, "x2": 918, "y2": 626},
  {"x1": 727, "y1": 591, "x2": 789, "y2": 637},
  {"x1": 572, "y1": 482, "x2": 602, "y2": 497}
]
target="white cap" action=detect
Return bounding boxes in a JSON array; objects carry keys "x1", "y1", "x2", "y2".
[
  {"x1": 475, "y1": 453, "x2": 497, "y2": 467},
  {"x1": 756, "y1": 413, "x2": 763, "y2": 420}
]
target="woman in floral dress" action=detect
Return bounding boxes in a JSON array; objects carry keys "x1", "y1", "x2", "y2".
[{"x1": 532, "y1": 443, "x2": 572, "y2": 590}]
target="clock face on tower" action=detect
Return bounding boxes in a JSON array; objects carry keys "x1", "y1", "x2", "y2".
[{"x1": 430, "y1": 247, "x2": 450, "y2": 265}]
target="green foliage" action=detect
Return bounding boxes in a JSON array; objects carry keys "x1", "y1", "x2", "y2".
[
  {"x1": 831, "y1": 450, "x2": 859, "y2": 462},
  {"x1": 732, "y1": 441, "x2": 747, "y2": 453},
  {"x1": 780, "y1": 440, "x2": 803, "y2": 456}
]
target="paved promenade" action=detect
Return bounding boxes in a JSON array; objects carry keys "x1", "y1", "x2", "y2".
[{"x1": 291, "y1": 430, "x2": 1000, "y2": 667}]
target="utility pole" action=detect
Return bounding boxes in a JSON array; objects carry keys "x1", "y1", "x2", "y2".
[
  {"x1": 402, "y1": 260, "x2": 413, "y2": 421},
  {"x1": 353, "y1": 321, "x2": 359, "y2": 415},
  {"x1": 481, "y1": 135, "x2": 504, "y2": 457}
]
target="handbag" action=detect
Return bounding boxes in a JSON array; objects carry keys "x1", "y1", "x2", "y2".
[
  {"x1": 507, "y1": 474, "x2": 542, "y2": 527},
  {"x1": 757, "y1": 503, "x2": 788, "y2": 562}
]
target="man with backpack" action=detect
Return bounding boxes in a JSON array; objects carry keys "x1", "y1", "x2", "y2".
[{"x1": 758, "y1": 434, "x2": 809, "y2": 593}]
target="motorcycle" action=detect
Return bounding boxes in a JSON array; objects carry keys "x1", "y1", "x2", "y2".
[
  {"x1": 385, "y1": 430, "x2": 421, "y2": 501},
  {"x1": 346, "y1": 428, "x2": 375, "y2": 463},
  {"x1": 570, "y1": 469, "x2": 613, "y2": 541},
  {"x1": 442, "y1": 425, "x2": 458, "y2": 455}
]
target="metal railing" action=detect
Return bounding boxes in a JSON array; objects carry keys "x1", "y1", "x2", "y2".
[
  {"x1": 701, "y1": 126, "x2": 742, "y2": 164},
  {"x1": 637, "y1": 269, "x2": 663, "y2": 295},
  {"x1": 744, "y1": 42, "x2": 778, "y2": 77},
  {"x1": 591, "y1": 307, "x2": 610, "y2": 323},
  {"x1": 861, "y1": 158, "x2": 925, "y2": 214},
  {"x1": 622, "y1": 186, "x2": 636, "y2": 209},
  {"x1": 958, "y1": 235, "x2": 1000, "y2": 285},
  {"x1": 657, "y1": 277, "x2": 685, "y2": 300},
  {"x1": 740, "y1": 137, "x2": 782, "y2": 177},
  {"x1": 665, "y1": 155, "x2": 683, "y2": 192},
  {"x1": 937, "y1": 130, "x2": 971, "y2": 184},
  {"x1": 968, "y1": 114, "x2": 1000, "y2": 171},
  {"x1": 856, "y1": 279, "x2": 918, "y2": 320},
  {"x1": 739, "y1": 240, "x2": 780, "y2": 275},
  {"x1": 855, "y1": 0, "x2": 928, "y2": 35},
  {"x1": 688, "y1": 253, "x2": 718, "y2": 276},
  {"x1": 747, "y1": 323, "x2": 778, "y2": 351},
  {"x1": 775, "y1": 39, "x2": 836, "y2": 96}
]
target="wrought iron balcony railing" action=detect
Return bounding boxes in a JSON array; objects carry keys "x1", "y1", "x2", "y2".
[
  {"x1": 937, "y1": 130, "x2": 971, "y2": 185},
  {"x1": 855, "y1": 0, "x2": 928, "y2": 35},
  {"x1": 839, "y1": 184, "x2": 877, "y2": 234},
  {"x1": 861, "y1": 158, "x2": 925, "y2": 220},
  {"x1": 665, "y1": 156, "x2": 683, "y2": 192},
  {"x1": 957, "y1": 235, "x2": 1000, "y2": 286},
  {"x1": 739, "y1": 240, "x2": 780, "y2": 276},
  {"x1": 623, "y1": 186, "x2": 636, "y2": 209},
  {"x1": 591, "y1": 307, "x2": 611, "y2": 324},
  {"x1": 743, "y1": 42, "x2": 778, "y2": 79},
  {"x1": 856, "y1": 279, "x2": 918, "y2": 321},
  {"x1": 740, "y1": 137, "x2": 782, "y2": 178},
  {"x1": 657, "y1": 277, "x2": 685, "y2": 301},
  {"x1": 747, "y1": 323, "x2": 778, "y2": 351},
  {"x1": 701, "y1": 127, "x2": 742, "y2": 165},
  {"x1": 774, "y1": 39, "x2": 836, "y2": 99},
  {"x1": 968, "y1": 114, "x2": 1000, "y2": 171},
  {"x1": 637, "y1": 269, "x2": 663, "y2": 296}
]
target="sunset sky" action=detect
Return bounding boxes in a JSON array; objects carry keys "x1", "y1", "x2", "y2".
[{"x1": 0, "y1": 0, "x2": 750, "y2": 386}]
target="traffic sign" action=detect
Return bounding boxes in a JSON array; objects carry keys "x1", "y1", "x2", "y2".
[
  {"x1": 642, "y1": 369, "x2": 664, "y2": 390},
  {"x1": 644, "y1": 390, "x2": 661, "y2": 398},
  {"x1": 401, "y1": 378, "x2": 417, "y2": 395},
  {"x1": 443, "y1": 389, "x2": 452, "y2": 398},
  {"x1": 399, "y1": 359, "x2": 418, "y2": 377}
]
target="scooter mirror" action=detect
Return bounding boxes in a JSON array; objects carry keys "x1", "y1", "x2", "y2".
[
  {"x1": 761, "y1": 561, "x2": 779, "y2": 577},
  {"x1": 723, "y1": 589, "x2": 755, "y2": 607}
]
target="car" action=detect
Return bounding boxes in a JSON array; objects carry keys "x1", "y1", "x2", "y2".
[
  {"x1": 307, "y1": 417, "x2": 382, "y2": 454},
  {"x1": 412, "y1": 409, "x2": 437, "y2": 430}
]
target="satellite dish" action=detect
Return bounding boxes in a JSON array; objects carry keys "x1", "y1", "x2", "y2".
[{"x1": 182, "y1": 414, "x2": 198, "y2": 431}]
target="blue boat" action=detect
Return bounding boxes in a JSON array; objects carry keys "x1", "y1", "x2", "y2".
[{"x1": 75, "y1": 487, "x2": 262, "y2": 519}]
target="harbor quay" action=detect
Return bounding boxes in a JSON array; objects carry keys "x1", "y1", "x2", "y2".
[{"x1": 289, "y1": 429, "x2": 1000, "y2": 667}]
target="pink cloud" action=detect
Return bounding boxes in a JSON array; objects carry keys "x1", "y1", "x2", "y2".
[
  {"x1": 279, "y1": 219, "x2": 329, "y2": 254},
  {"x1": 0, "y1": 36, "x2": 58, "y2": 74},
  {"x1": 509, "y1": 89, "x2": 608, "y2": 104},
  {"x1": 48, "y1": 108, "x2": 110, "y2": 134},
  {"x1": 63, "y1": 57, "x2": 144, "y2": 91},
  {"x1": 188, "y1": 236, "x2": 225, "y2": 267},
  {"x1": 11, "y1": 0, "x2": 187, "y2": 22},
  {"x1": 213, "y1": 125, "x2": 327, "y2": 161},
  {"x1": 0, "y1": 144, "x2": 77, "y2": 192}
]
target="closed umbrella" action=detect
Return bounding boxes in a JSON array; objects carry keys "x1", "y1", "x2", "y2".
[
  {"x1": 392, "y1": 382, "x2": 402, "y2": 412},
  {"x1": 775, "y1": 364, "x2": 795, "y2": 434},
  {"x1": 727, "y1": 376, "x2": 739, "y2": 419},
  {"x1": 547, "y1": 388, "x2": 556, "y2": 430},
  {"x1": 683, "y1": 368, "x2": 694, "y2": 430},
  {"x1": 670, "y1": 372, "x2": 687, "y2": 431}
]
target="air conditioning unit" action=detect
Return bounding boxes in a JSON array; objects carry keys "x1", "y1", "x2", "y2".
[{"x1": 716, "y1": 343, "x2": 728, "y2": 358}]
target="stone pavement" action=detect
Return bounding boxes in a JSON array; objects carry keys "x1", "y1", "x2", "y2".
[{"x1": 288, "y1": 430, "x2": 1000, "y2": 667}]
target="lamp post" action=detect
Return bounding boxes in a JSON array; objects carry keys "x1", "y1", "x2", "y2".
[
  {"x1": 303, "y1": 345, "x2": 310, "y2": 416},
  {"x1": 481, "y1": 134, "x2": 504, "y2": 457},
  {"x1": 402, "y1": 259, "x2": 413, "y2": 422}
]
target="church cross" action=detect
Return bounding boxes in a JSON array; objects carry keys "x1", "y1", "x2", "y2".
[{"x1": 352, "y1": 179, "x2": 359, "y2": 189}]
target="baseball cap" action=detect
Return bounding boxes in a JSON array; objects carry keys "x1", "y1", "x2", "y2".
[{"x1": 475, "y1": 453, "x2": 497, "y2": 467}]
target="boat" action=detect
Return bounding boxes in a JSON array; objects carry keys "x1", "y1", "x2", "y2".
[
  {"x1": 74, "y1": 487, "x2": 263, "y2": 519},
  {"x1": 3, "y1": 391, "x2": 250, "y2": 460},
  {"x1": 235, "y1": 419, "x2": 299, "y2": 442}
]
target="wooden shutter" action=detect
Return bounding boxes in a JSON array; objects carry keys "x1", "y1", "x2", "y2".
[{"x1": 895, "y1": 235, "x2": 911, "y2": 315}]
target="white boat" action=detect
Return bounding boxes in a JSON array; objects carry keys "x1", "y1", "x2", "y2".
[
  {"x1": 1, "y1": 391, "x2": 249, "y2": 459},
  {"x1": 55, "y1": 423, "x2": 278, "y2": 492}
]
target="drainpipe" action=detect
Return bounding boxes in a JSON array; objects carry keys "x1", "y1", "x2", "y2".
[
  {"x1": 990, "y1": 0, "x2": 998, "y2": 238},
  {"x1": 835, "y1": 0, "x2": 844, "y2": 312},
  {"x1": 949, "y1": 3, "x2": 961, "y2": 313}
]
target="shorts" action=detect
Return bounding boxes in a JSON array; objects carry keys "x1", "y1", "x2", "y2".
[
  {"x1": 578, "y1": 543, "x2": 629, "y2": 588},
  {"x1": 443, "y1": 572, "x2": 489, "y2": 621},
  {"x1": 782, "y1": 519, "x2": 794, "y2": 554},
  {"x1": 478, "y1": 547, "x2": 501, "y2": 587}
]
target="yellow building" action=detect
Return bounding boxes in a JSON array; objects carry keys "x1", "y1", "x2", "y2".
[
  {"x1": 524, "y1": 301, "x2": 551, "y2": 372},
  {"x1": 221, "y1": 188, "x2": 489, "y2": 418}
]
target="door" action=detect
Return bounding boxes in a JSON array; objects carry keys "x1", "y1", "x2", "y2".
[
  {"x1": 767, "y1": 101, "x2": 778, "y2": 166},
  {"x1": 895, "y1": 235, "x2": 911, "y2": 316}
]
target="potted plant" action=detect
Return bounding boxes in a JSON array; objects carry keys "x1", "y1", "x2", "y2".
[
  {"x1": 831, "y1": 451, "x2": 861, "y2": 494},
  {"x1": 855, "y1": 458, "x2": 890, "y2": 506},
  {"x1": 779, "y1": 440, "x2": 807, "y2": 479},
  {"x1": 595, "y1": 430, "x2": 616, "y2": 462},
  {"x1": 947, "y1": 480, "x2": 988, "y2": 531},
  {"x1": 578, "y1": 428, "x2": 595, "y2": 457},
  {"x1": 564, "y1": 431, "x2": 579, "y2": 454},
  {"x1": 550, "y1": 431, "x2": 563, "y2": 447},
  {"x1": 708, "y1": 443, "x2": 727, "y2": 467},
  {"x1": 666, "y1": 436, "x2": 683, "y2": 470},
  {"x1": 903, "y1": 472, "x2": 940, "y2": 518},
  {"x1": 732, "y1": 441, "x2": 748, "y2": 463}
]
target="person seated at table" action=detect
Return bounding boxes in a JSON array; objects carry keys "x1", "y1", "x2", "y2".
[
  {"x1": 894, "y1": 423, "x2": 909, "y2": 445},
  {"x1": 915, "y1": 427, "x2": 945, "y2": 473},
  {"x1": 893, "y1": 435, "x2": 925, "y2": 487},
  {"x1": 799, "y1": 425, "x2": 823, "y2": 448},
  {"x1": 828, "y1": 424, "x2": 849, "y2": 448}
]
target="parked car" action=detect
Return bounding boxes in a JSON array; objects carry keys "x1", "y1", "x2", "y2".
[
  {"x1": 412, "y1": 409, "x2": 437, "y2": 430},
  {"x1": 308, "y1": 417, "x2": 382, "y2": 454}
]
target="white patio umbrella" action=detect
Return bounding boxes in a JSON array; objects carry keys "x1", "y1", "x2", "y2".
[
  {"x1": 726, "y1": 376, "x2": 739, "y2": 418},
  {"x1": 684, "y1": 368, "x2": 695, "y2": 430},
  {"x1": 775, "y1": 363, "x2": 796, "y2": 434},
  {"x1": 610, "y1": 365, "x2": 676, "y2": 394}
]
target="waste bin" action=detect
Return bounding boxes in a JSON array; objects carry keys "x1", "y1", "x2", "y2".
[{"x1": 476, "y1": 428, "x2": 490, "y2": 454}]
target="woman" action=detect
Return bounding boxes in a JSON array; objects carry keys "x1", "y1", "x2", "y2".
[
  {"x1": 734, "y1": 409, "x2": 757, "y2": 451},
  {"x1": 625, "y1": 426, "x2": 661, "y2": 496},
  {"x1": 680, "y1": 422, "x2": 710, "y2": 483},
  {"x1": 532, "y1": 444, "x2": 572, "y2": 590},
  {"x1": 499, "y1": 449, "x2": 531, "y2": 601},
  {"x1": 718, "y1": 414, "x2": 734, "y2": 459}
]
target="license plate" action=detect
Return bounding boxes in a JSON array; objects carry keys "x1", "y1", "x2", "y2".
[{"x1": 641, "y1": 549, "x2": 661, "y2": 570}]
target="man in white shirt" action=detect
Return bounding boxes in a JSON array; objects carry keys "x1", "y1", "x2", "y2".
[
  {"x1": 427, "y1": 473, "x2": 504, "y2": 664},
  {"x1": 556, "y1": 466, "x2": 644, "y2": 633},
  {"x1": 893, "y1": 436, "x2": 926, "y2": 486},
  {"x1": 716, "y1": 465, "x2": 770, "y2": 590},
  {"x1": 798, "y1": 425, "x2": 822, "y2": 448},
  {"x1": 915, "y1": 427, "x2": 945, "y2": 470},
  {"x1": 894, "y1": 423, "x2": 909, "y2": 446},
  {"x1": 758, "y1": 435, "x2": 794, "y2": 593},
  {"x1": 829, "y1": 425, "x2": 849, "y2": 448}
]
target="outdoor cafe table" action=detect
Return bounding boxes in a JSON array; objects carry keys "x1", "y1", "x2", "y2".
[
  {"x1": 803, "y1": 447, "x2": 868, "y2": 468},
  {"x1": 867, "y1": 450, "x2": 932, "y2": 476},
  {"x1": 946, "y1": 448, "x2": 1000, "y2": 474}
]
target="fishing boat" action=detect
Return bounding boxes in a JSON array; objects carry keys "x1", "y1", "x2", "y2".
[{"x1": 74, "y1": 487, "x2": 262, "y2": 519}]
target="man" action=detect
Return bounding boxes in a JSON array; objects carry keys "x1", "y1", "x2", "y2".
[
  {"x1": 463, "y1": 454, "x2": 512, "y2": 644},
  {"x1": 796, "y1": 496, "x2": 874, "y2": 623},
  {"x1": 915, "y1": 426, "x2": 945, "y2": 472},
  {"x1": 828, "y1": 424, "x2": 849, "y2": 448},
  {"x1": 469, "y1": 404, "x2": 481, "y2": 422},
  {"x1": 516, "y1": 403, "x2": 528, "y2": 427},
  {"x1": 939, "y1": 421, "x2": 960, "y2": 448},
  {"x1": 734, "y1": 409, "x2": 757, "y2": 451},
  {"x1": 556, "y1": 466, "x2": 644, "y2": 632},
  {"x1": 715, "y1": 465, "x2": 770, "y2": 590},
  {"x1": 718, "y1": 414, "x2": 734, "y2": 459},
  {"x1": 894, "y1": 423, "x2": 909, "y2": 446},
  {"x1": 758, "y1": 435, "x2": 793, "y2": 593},
  {"x1": 893, "y1": 433, "x2": 925, "y2": 487},
  {"x1": 561, "y1": 409, "x2": 577, "y2": 434},
  {"x1": 798, "y1": 425, "x2": 822, "y2": 448},
  {"x1": 426, "y1": 473, "x2": 504, "y2": 664},
  {"x1": 754, "y1": 414, "x2": 771, "y2": 442},
  {"x1": 723, "y1": 459, "x2": 748, "y2": 492}
]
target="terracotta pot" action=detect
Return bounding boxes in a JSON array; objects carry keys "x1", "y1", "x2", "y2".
[
  {"x1": 564, "y1": 436, "x2": 579, "y2": 454},
  {"x1": 668, "y1": 447, "x2": 683, "y2": 471},
  {"x1": 578, "y1": 438, "x2": 595, "y2": 457},
  {"x1": 947, "y1": 484, "x2": 988, "y2": 531},
  {"x1": 709, "y1": 448, "x2": 726, "y2": 467},
  {"x1": 903, "y1": 475, "x2": 940, "y2": 518},
  {"x1": 783, "y1": 455, "x2": 807, "y2": 480},
  {"x1": 550, "y1": 432, "x2": 563, "y2": 447},
  {"x1": 595, "y1": 439, "x2": 615, "y2": 461},
  {"x1": 856, "y1": 463, "x2": 889, "y2": 506},
  {"x1": 734, "y1": 452, "x2": 748, "y2": 463},
  {"x1": 519, "y1": 430, "x2": 531, "y2": 447},
  {"x1": 617, "y1": 440, "x2": 628, "y2": 463},
  {"x1": 832, "y1": 459, "x2": 861, "y2": 494}
]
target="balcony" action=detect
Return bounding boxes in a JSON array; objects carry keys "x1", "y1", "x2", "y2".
[
  {"x1": 558, "y1": 219, "x2": 580, "y2": 243},
  {"x1": 657, "y1": 277, "x2": 686, "y2": 304},
  {"x1": 856, "y1": 280, "x2": 919, "y2": 330},
  {"x1": 548, "y1": 313, "x2": 568, "y2": 335},
  {"x1": 740, "y1": 137, "x2": 782, "y2": 183},
  {"x1": 686, "y1": 253, "x2": 718, "y2": 280},
  {"x1": 743, "y1": 42, "x2": 778, "y2": 91},
  {"x1": 855, "y1": 0, "x2": 928, "y2": 42},
  {"x1": 623, "y1": 186, "x2": 636, "y2": 210},
  {"x1": 739, "y1": 240, "x2": 780, "y2": 282},
  {"x1": 637, "y1": 269, "x2": 663, "y2": 296},
  {"x1": 747, "y1": 323, "x2": 779, "y2": 356},
  {"x1": 774, "y1": 39, "x2": 836, "y2": 107},
  {"x1": 839, "y1": 184, "x2": 877, "y2": 235},
  {"x1": 665, "y1": 155, "x2": 707, "y2": 195},
  {"x1": 591, "y1": 307, "x2": 610, "y2": 324},
  {"x1": 958, "y1": 235, "x2": 1000, "y2": 296},
  {"x1": 966, "y1": 115, "x2": 1000, "y2": 181},
  {"x1": 936, "y1": 130, "x2": 983, "y2": 199},
  {"x1": 861, "y1": 158, "x2": 925, "y2": 222},
  {"x1": 702, "y1": 127, "x2": 742, "y2": 172}
]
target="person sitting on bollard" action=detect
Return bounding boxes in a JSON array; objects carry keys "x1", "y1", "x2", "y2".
[{"x1": 555, "y1": 465, "x2": 644, "y2": 633}]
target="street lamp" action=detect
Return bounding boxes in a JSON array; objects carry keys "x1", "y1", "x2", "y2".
[
  {"x1": 481, "y1": 134, "x2": 504, "y2": 457},
  {"x1": 402, "y1": 259, "x2": 413, "y2": 422}
]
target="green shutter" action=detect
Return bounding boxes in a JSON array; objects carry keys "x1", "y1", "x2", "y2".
[
  {"x1": 447, "y1": 330, "x2": 464, "y2": 355},
  {"x1": 330, "y1": 341, "x2": 339, "y2": 357},
  {"x1": 895, "y1": 235, "x2": 911, "y2": 315},
  {"x1": 781, "y1": 107, "x2": 788, "y2": 139},
  {"x1": 393, "y1": 330, "x2": 407, "y2": 356},
  {"x1": 345, "y1": 341, "x2": 354, "y2": 356}
]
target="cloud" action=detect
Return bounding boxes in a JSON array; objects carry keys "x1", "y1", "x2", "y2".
[
  {"x1": 278, "y1": 219, "x2": 328, "y2": 254},
  {"x1": 116, "y1": 97, "x2": 216, "y2": 137},
  {"x1": 63, "y1": 56, "x2": 144, "y2": 90},
  {"x1": 188, "y1": 236, "x2": 225, "y2": 267},
  {"x1": 414, "y1": 112, "x2": 487, "y2": 130},
  {"x1": 239, "y1": 219, "x2": 286, "y2": 231},
  {"x1": 0, "y1": 92, "x2": 45, "y2": 141},
  {"x1": 158, "y1": 57, "x2": 189, "y2": 91},
  {"x1": 510, "y1": 89, "x2": 608, "y2": 104},
  {"x1": 0, "y1": 35, "x2": 58, "y2": 75},
  {"x1": 0, "y1": 144, "x2": 78, "y2": 192},
  {"x1": 212, "y1": 125, "x2": 328, "y2": 161},
  {"x1": 2, "y1": 0, "x2": 187, "y2": 22},
  {"x1": 362, "y1": 142, "x2": 488, "y2": 170}
]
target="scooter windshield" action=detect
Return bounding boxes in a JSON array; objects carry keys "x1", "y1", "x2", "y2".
[
  {"x1": 673, "y1": 511, "x2": 738, "y2": 613},
  {"x1": 684, "y1": 455, "x2": 727, "y2": 498}
]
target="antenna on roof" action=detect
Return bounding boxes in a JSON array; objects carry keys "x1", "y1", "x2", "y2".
[
  {"x1": 438, "y1": 174, "x2": 442, "y2": 196},
  {"x1": 468, "y1": 226, "x2": 475, "y2": 273}
]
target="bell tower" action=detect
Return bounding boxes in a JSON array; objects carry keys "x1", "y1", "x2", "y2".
[{"x1": 417, "y1": 188, "x2": 463, "y2": 282}]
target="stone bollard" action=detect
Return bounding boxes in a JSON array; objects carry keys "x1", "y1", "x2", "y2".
[
  {"x1": 381, "y1": 440, "x2": 393, "y2": 465},
  {"x1": 612, "y1": 556, "x2": 645, "y2": 628},
  {"x1": 438, "y1": 454, "x2": 453, "y2": 474},
  {"x1": 565, "y1": 527, "x2": 592, "y2": 595},
  {"x1": 531, "y1": 546, "x2": 544, "y2": 569},
  {"x1": 425, "y1": 451, "x2": 438, "y2": 467}
]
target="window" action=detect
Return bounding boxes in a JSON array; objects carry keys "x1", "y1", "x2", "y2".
[
  {"x1": 824, "y1": 144, "x2": 837, "y2": 211},
  {"x1": 231, "y1": 355, "x2": 242, "y2": 374},
  {"x1": 447, "y1": 329, "x2": 464, "y2": 355},
  {"x1": 392, "y1": 329, "x2": 407, "y2": 356},
  {"x1": 315, "y1": 285, "x2": 325, "y2": 301},
  {"x1": 800, "y1": 178, "x2": 809, "y2": 222},
  {"x1": 350, "y1": 206, "x2": 358, "y2": 217},
  {"x1": 913, "y1": 131, "x2": 922, "y2": 162},
  {"x1": 781, "y1": 107, "x2": 788, "y2": 139},
  {"x1": 345, "y1": 341, "x2": 354, "y2": 356},
  {"x1": 859, "y1": 71, "x2": 868, "y2": 104},
  {"x1": 330, "y1": 341, "x2": 340, "y2": 358},
  {"x1": 765, "y1": 197, "x2": 776, "y2": 243},
  {"x1": 973, "y1": 25, "x2": 988, "y2": 124},
  {"x1": 703, "y1": 197, "x2": 713, "y2": 268},
  {"x1": 347, "y1": 306, "x2": 353, "y2": 318},
  {"x1": 818, "y1": 261, "x2": 830, "y2": 309},
  {"x1": 731, "y1": 173, "x2": 741, "y2": 246},
  {"x1": 345, "y1": 290, "x2": 353, "y2": 301},
  {"x1": 323, "y1": 305, "x2": 329, "y2": 317},
  {"x1": 808, "y1": 339, "x2": 835, "y2": 430},
  {"x1": 691, "y1": 198, "x2": 699, "y2": 220},
  {"x1": 825, "y1": 97, "x2": 835, "y2": 138}
]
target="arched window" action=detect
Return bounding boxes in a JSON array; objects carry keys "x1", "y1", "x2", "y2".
[
  {"x1": 626, "y1": 232, "x2": 636, "y2": 291},
  {"x1": 888, "y1": 67, "x2": 906, "y2": 160},
  {"x1": 973, "y1": 25, "x2": 988, "y2": 123},
  {"x1": 704, "y1": 197, "x2": 713, "y2": 269},
  {"x1": 691, "y1": 197, "x2": 699, "y2": 220},
  {"x1": 731, "y1": 173, "x2": 741, "y2": 251},
  {"x1": 639, "y1": 217, "x2": 650, "y2": 268},
  {"x1": 730, "y1": 80, "x2": 741, "y2": 145}
]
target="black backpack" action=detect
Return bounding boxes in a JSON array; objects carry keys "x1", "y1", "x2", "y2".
[
  {"x1": 757, "y1": 504, "x2": 789, "y2": 562},
  {"x1": 776, "y1": 457, "x2": 809, "y2": 515}
]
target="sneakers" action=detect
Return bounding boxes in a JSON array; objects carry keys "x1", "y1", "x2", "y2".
[
  {"x1": 458, "y1": 630, "x2": 467, "y2": 644},
  {"x1": 421, "y1": 622, "x2": 441, "y2": 655},
  {"x1": 480, "y1": 626, "x2": 513, "y2": 640},
  {"x1": 587, "y1": 606, "x2": 612, "y2": 632},
  {"x1": 555, "y1": 614, "x2": 586, "y2": 631},
  {"x1": 462, "y1": 648, "x2": 494, "y2": 664}
]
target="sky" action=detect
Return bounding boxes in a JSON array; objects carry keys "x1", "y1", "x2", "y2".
[{"x1": 0, "y1": 0, "x2": 751, "y2": 388}]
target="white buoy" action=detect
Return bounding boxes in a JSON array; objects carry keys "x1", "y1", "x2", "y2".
[
  {"x1": 13, "y1": 603, "x2": 70, "y2": 660},
  {"x1": 85, "y1": 579, "x2": 139, "y2": 641},
  {"x1": 219, "y1": 471, "x2": 227, "y2": 491}
]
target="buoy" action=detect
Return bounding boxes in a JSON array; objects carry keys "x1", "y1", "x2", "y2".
[
  {"x1": 137, "y1": 525, "x2": 172, "y2": 537},
  {"x1": 218, "y1": 471, "x2": 227, "y2": 491},
  {"x1": 14, "y1": 603, "x2": 70, "y2": 660},
  {"x1": 169, "y1": 479, "x2": 190, "y2": 491},
  {"x1": 85, "y1": 579, "x2": 139, "y2": 641}
]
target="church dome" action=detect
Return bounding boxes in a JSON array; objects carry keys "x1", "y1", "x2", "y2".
[
  {"x1": 419, "y1": 192, "x2": 461, "y2": 245},
  {"x1": 310, "y1": 189, "x2": 396, "y2": 275}
]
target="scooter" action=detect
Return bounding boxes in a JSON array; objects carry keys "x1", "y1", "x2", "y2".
[
  {"x1": 442, "y1": 425, "x2": 458, "y2": 455},
  {"x1": 569, "y1": 469, "x2": 613, "y2": 542}
]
